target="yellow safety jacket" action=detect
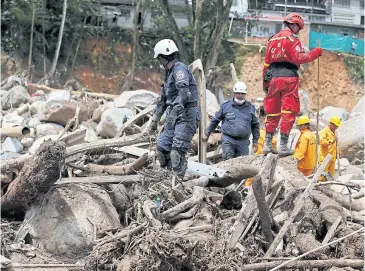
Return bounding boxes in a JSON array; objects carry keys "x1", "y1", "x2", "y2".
[
  {"x1": 294, "y1": 128, "x2": 316, "y2": 170},
  {"x1": 319, "y1": 126, "x2": 337, "y2": 162}
]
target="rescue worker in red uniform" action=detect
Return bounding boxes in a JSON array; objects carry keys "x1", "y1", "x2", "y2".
[{"x1": 262, "y1": 13, "x2": 323, "y2": 155}]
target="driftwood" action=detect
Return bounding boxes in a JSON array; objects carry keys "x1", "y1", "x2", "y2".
[
  {"x1": 1, "y1": 142, "x2": 66, "y2": 214},
  {"x1": 66, "y1": 133, "x2": 149, "y2": 160},
  {"x1": 240, "y1": 259, "x2": 364, "y2": 271},
  {"x1": 316, "y1": 186, "x2": 365, "y2": 212},
  {"x1": 265, "y1": 154, "x2": 332, "y2": 257},
  {"x1": 95, "y1": 223, "x2": 146, "y2": 248},
  {"x1": 162, "y1": 186, "x2": 204, "y2": 220},
  {"x1": 56, "y1": 175, "x2": 142, "y2": 185},
  {"x1": 228, "y1": 154, "x2": 277, "y2": 248},
  {"x1": 142, "y1": 200, "x2": 162, "y2": 228},
  {"x1": 270, "y1": 226, "x2": 365, "y2": 271},
  {"x1": 85, "y1": 153, "x2": 149, "y2": 175}
]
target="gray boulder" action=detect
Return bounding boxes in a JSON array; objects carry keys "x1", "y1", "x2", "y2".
[
  {"x1": 29, "y1": 101, "x2": 47, "y2": 117},
  {"x1": 337, "y1": 115, "x2": 364, "y2": 163},
  {"x1": 16, "y1": 184, "x2": 120, "y2": 258},
  {"x1": 36, "y1": 123, "x2": 64, "y2": 137},
  {"x1": 350, "y1": 97, "x2": 364, "y2": 117},
  {"x1": 1, "y1": 85, "x2": 29, "y2": 110},
  {"x1": 96, "y1": 107, "x2": 133, "y2": 138},
  {"x1": 319, "y1": 106, "x2": 349, "y2": 125},
  {"x1": 2, "y1": 137, "x2": 23, "y2": 153},
  {"x1": 1, "y1": 114, "x2": 25, "y2": 128},
  {"x1": 114, "y1": 89, "x2": 158, "y2": 109}
]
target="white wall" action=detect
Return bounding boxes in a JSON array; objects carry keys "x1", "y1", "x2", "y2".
[{"x1": 332, "y1": 0, "x2": 364, "y2": 25}]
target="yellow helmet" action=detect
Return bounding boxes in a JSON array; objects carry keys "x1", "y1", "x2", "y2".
[
  {"x1": 330, "y1": 116, "x2": 341, "y2": 127},
  {"x1": 297, "y1": 115, "x2": 310, "y2": 126}
]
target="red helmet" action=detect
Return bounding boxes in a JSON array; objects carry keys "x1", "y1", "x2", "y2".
[{"x1": 284, "y1": 13, "x2": 304, "y2": 29}]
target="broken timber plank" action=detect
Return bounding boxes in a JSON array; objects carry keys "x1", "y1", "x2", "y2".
[
  {"x1": 252, "y1": 175, "x2": 273, "y2": 245},
  {"x1": 322, "y1": 216, "x2": 342, "y2": 244},
  {"x1": 189, "y1": 149, "x2": 222, "y2": 162},
  {"x1": 264, "y1": 154, "x2": 332, "y2": 257},
  {"x1": 56, "y1": 175, "x2": 141, "y2": 185}
]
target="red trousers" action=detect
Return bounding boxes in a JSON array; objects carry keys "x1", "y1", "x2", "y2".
[{"x1": 264, "y1": 77, "x2": 300, "y2": 134}]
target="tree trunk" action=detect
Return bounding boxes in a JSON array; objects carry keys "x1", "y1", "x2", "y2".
[
  {"x1": 1, "y1": 142, "x2": 66, "y2": 214},
  {"x1": 158, "y1": 0, "x2": 189, "y2": 63},
  {"x1": 42, "y1": 0, "x2": 47, "y2": 76},
  {"x1": 27, "y1": 0, "x2": 36, "y2": 78},
  {"x1": 120, "y1": 0, "x2": 141, "y2": 93},
  {"x1": 71, "y1": 16, "x2": 87, "y2": 71},
  {"x1": 193, "y1": 0, "x2": 204, "y2": 60},
  {"x1": 185, "y1": 0, "x2": 192, "y2": 25},
  {"x1": 204, "y1": 0, "x2": 233, "y2": 73},
  {"x1": 49, "y1": 0, "x2": 68, "y2": 77}
]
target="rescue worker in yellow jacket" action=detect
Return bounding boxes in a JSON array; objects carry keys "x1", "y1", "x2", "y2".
[
  {"x1": 293, "y1": 115, "x2": 316, "y2": 176},
  {"x1": 318, "y1": 116, "x2": 341, "y2": 181}
]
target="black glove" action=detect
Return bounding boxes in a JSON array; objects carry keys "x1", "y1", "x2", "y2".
[{"x1": 150, "y1": 121, "x2": 158, "y2": 132}]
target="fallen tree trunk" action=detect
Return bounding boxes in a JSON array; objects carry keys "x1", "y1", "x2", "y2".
[
  {"x1": 240, "y1": 259, "x2": 364, "y2": 270},
  {"x1": 26, "y1": 82, "x2": 117, "y2": 100},
  {"x1": 66, "y1": 133, "x2": 149, "y2": 160},
  {"x1": 316, "y1": 186, "x2": 365, "y2": 212},
  {"x1": 1, "y1": 141, "x2": 66, "y2": 214},
  {"x1": 85, "y1": 153, "x2": 149, "y2": 175}
]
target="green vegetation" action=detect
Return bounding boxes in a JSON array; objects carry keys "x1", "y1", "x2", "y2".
[{"x1": 344, "y1": 55, "x2": 365, "y2": 84}]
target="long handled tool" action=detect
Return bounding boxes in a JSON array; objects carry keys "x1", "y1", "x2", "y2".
[{"x1": 315, "y1": 39, "x2": 320, "y2": 171}]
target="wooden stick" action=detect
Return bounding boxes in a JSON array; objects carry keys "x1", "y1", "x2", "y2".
[
  {"x1": 265, "y1": 154, "x2": 332, "y2": 257},
  {"x1": 162, "y1": 186, "x2": 204, "y2": 220},
  {"x1": 56, "y1": 175, "x2": 141, "y2": 185},
  {"x1": 173, "y1": 225, "x2": 212, "y2": 233},
  {"x1": 322, "y1": 215, "x2": 342, "y2": 244},
  {"x1": 315, "y1": 39, "x2": 320, "y2": 171},
  {"x1": 270, "y1": 227, "x2": 365, "y2": 271},
  {"x1": 95, "y1": 223, "x2": 146, "y2": 248},
  {"x1": 142, "y1": 200, "x2": 162, "y2": 228},
  {"x1": 240, "y1": 259, "x2": 364, "y2": 271},
  {"x1": 252, "y1": 175, "x2": 273, "y2": 244}
]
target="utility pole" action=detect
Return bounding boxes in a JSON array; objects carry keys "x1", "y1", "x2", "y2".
[{"x1": 284, "y1": 0, "x2": 287, "y2": 16}]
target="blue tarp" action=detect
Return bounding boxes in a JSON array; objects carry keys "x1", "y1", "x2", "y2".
[{"x1": 309, "y1": 31, "x2": 364, "y2": 56}]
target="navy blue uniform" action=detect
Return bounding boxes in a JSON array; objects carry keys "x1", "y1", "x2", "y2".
[
  {"x1": 153, "y1": 59, "x2": 199, "y2": 177},
  {"x1": 206, "y1": 99, "x2": 260, "y2": 160}
]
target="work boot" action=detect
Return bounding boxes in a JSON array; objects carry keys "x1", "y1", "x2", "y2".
[
  {"x1": 279, "y1": 133, "x2": 294, "y2": 156},
  {"x1": 263, "y1": 133, "x2": 278, "y2": 155}
]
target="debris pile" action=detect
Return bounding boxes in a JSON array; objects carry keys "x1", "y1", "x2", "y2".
[{"x1": 0, "y1": 80, "x2": 364, "y2": 270}]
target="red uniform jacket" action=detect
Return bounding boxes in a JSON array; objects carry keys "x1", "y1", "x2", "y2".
[{"x1": 262, "y1": 29, "x2": 321, "y2": 89}]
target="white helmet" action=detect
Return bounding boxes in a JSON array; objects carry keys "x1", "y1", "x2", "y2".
[
  {"x1": 153, "y1": 39, "x2": 179, "y2": 59},
  {"x1": 233, "y1": 81, "x2": 248, "y2": 94}
]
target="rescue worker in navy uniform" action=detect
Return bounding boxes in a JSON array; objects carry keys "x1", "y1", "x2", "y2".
[
  {"x1": 149, "y1": 39, "x2": 199, "y2": 178},
  {"x1": 205, "y1": 81, "x2": 260, "y2": 160}
]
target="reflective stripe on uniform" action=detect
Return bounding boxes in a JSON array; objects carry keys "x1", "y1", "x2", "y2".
[
  {"x1": 269, "y1": 36, "x2": 294, "y2": 42},
  {"x1": 267, "y1": 113, "x2": 281, "y2": 116},
  {"x1": 264, "y1": 63, "x2": 270, "y2": 67},
  {"x1": 281, "y1": 110, "x2": 292, "y2": 114}
]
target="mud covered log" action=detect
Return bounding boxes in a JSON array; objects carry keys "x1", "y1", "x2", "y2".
[
  {"x1": 295, "y1": 233, "x2": 328, "y2": 258},
  {"x1": 240, "y1": 259, "x2": 364, "y2": 270},
  {"x1": 66, "y1": 133, "x2": 149, "y2": 160},
  {"x1": 316, "y1": 186, "x2": 365, "y2": 212},
  {"x1": 1, "y1": 141, "x2": 66, "y2": 214},
  {"x1": 85, "y1": 153, "x2": 149, "y2": 175}
]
